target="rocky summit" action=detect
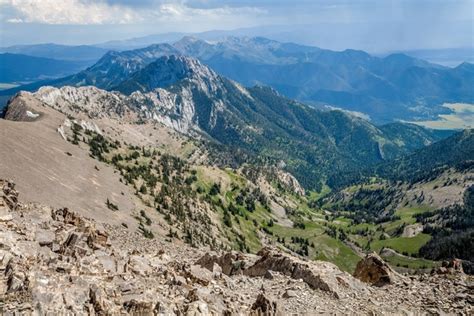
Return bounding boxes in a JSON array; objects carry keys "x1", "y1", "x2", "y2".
[{"x1": 0, "y1": 180, "x2": 472, "y2": 315}]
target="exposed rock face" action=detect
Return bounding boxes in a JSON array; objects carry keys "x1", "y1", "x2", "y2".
[
  {"x1": 6, "y1": 70, "x2": 237, "y2": 136},
  {"x1": 244, "y1": 248, "x2": 365, "y2": 298},
  {"x1": 433, "y1": 259, "x2": 465, "y2": 275},
  {"x1": 195, "y1": 252, "x2": 250, "y2": 276},
  {"x1": 353, "y1": 253, "x2": 398, "y2": 286},
  {"x1": 0, "y1": 179, "x2": 19, "y2": 211},
  {"x1": 34, "y1": 85, "x2": 129, "y2": 119},
  {"x1": 250, "y1": 293, "x2": 279, "y2": 316},
  {"x1": 4, "y1": 56, "x2": 239, "y2": 137},
  {"x1": 114, "y1": 55, "x2": 221, "y2": 95},
  {"x1": 275, "y1": 169, "x2": 305, "y2": 196},
  {"x1": 402, "y1": 223, "x2": 424, "y2": 238},
  {"x1": 2, "y1": 92, "x2": 43, "y2": 122}
]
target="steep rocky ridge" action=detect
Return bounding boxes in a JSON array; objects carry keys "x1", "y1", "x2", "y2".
[{"x1": 1, "y1": 89, "x2": 310, "y2": 255}]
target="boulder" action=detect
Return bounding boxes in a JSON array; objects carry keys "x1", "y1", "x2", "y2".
[
  {"x1": 173, "y1": 275, "x2": 188, "y2": 286},
  {"x1": 0, "y1": 180, "x2": 19, "y2": 211},
  {"x1": 51, "y1": 208, "x2": 84, "y2": 227},
  {"x1": 244, "y1": 248, "x2": 363, "y2": 298},
  {"x1": 444, "y1": 259, "x2": 464, "y2": 272},
  {"x1": 433, "y1": 259, "x2": 465, "y2": 275},
  {"x1": 250, "y1": 293, "x2": 278, "y2": 316},
  {"x1": 128, "y1": 255, "x2": 152, "y2": 276},
  {"x1": 185, "y1": 264, "x2": 213, "y2": 286},
  {"x1": 0, "y1": 207, "x2": 13, "y2": 222},
  {"x1": 244, "y1": 248, "x2": 293, "y2": 278},
  {"x1": 35, "y1": 229, "x2": 56, "y2": 247},
  {"x1": 5, "y1": 260, "x2": 27, "y2": 293},
  {"x1": 185, "y1": 300, "x2": 210, "y2": 316},
  {"x1": 282, "y1": 289, "x2": 297, "y2": 298},
  {"x1": 89, "y1": 285, "x2": 110, "y2": 314},
  {"x1": 86, "y1": 226, "x2": 109, "y2": 249},
  {"x1": 264, "y1": 270, "x2": 276, "y2": 280},
  {"x1": 195, "y1": 252, "x2": 248, "y2": 276},
  {"x1": 353, "y1": 253, "x2": 397, "y2": 286},
  {"x1": 123, "y1": 299, "x2": 155, "y2": 315},
  {"x1": 0, "y1": 250, "x2": 13, "y2": 272}
]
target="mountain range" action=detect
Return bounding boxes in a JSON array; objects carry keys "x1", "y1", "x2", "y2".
[
  {"x1": 2, "y1": 36, "x2": 473, "y2": 124},
  {"x1": 0, "y1": 43, "x2": 108, "y2": 62},
  {"x1": 2, "y1": 55, "x2": 450, "y2": 191}
]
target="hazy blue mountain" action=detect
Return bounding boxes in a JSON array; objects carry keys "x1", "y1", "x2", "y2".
[
  {"x1": 0, "y1": 43, "x2": 108, "y2": 62},
  {"x1": 2, "y1": 37, "x2": 472, "y2": 123},
  {"x1": 397, "y1": 47, "x2": 474, "y2": 67},
  {"x1": 0, "y1": 43, "x2": 108, "y2": 93},
  {"x1": 39, "y1": 43, "x2": 180, "y2": 91},
  {"x1": 173, "y1": 38, "x2": 472, "y2": 123},
  {"x1": 96, "y1": 32, "x2": 188, "y2": 50},
  {"x1": 0, "y1": 53, "x2": 89, "y2": 83}
]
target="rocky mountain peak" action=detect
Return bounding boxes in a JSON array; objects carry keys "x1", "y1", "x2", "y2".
[
  {"x1": 4, "y1": 86, "x2": 128, "y2": 120},
  {"x1": 155, "y1": 54, "x2": 218, "y2": 81},
  {"x1": 174, "y1": 36, "x2": 210, "y2": 49},
  {"x1": 113, "y1": 54, "x2": 221, "y2": 95}
]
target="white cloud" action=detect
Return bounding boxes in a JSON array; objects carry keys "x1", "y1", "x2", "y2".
[
  {"x1": 0, "y1": 0, "x2": 265, "y2": 25},
  {"x1": 1, "y1": 0, "x2": 142, "y2": 24},
  {"x1": 6, "y1": 17, "x2": 22, "y2": 23},
  {"x1": 154, "y1": 2, "x2": 265, "y2": 22}
]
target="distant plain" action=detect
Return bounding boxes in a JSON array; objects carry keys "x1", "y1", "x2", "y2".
[{"x1": 411, "y1": 103, "x2": 474, "y2": 130}]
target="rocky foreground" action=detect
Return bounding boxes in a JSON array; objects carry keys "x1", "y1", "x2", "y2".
[{"x1": 0, "y1": 179, "x2": 472, "y2": 315}]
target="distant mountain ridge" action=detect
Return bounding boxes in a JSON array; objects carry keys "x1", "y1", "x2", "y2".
[
  {"x1": 2, "y1": 36, "x2": 472, "y2": 123},
  {"x1": 0, "y1": 43, "x2": 108, "y2": 62}
]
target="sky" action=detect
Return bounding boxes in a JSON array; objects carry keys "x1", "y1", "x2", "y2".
[{"x1": 0, "y1": 0, "x2": 473, "y2": 52}]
